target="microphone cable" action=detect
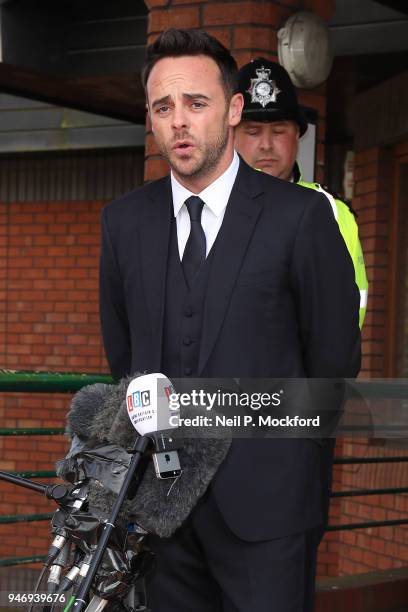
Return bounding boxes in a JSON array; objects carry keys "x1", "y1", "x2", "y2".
[{"x1": 27, "y1": 565, "x2": 48, "y2": 612}]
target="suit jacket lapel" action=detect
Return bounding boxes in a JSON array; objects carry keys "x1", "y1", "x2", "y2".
[
  {"x1": 140, "y1": 176, "x2": 172, "y2": 370},
  {"x1": 198, "y1": 161, "x2": 264, "y2": 375}
]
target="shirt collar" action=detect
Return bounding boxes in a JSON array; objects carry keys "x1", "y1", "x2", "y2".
[{"x1": 171, "y1": 150, "x2": 240, "y2": 218}]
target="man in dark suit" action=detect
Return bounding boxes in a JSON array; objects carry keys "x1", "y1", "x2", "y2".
[{"x1": 99, "y1": 28, "x2": 360, "y2": 612}]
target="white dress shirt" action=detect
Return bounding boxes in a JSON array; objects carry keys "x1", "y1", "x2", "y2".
[{"x1": 170, "y1": 150, "x2": 240, "y2": 259}]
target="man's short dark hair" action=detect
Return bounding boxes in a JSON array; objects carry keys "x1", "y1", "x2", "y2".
[{"x1": 142, "y1": 28, "x2": 238, "y2": 101}]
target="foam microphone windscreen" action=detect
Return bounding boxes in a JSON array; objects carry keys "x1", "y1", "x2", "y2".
[{"x1": 62, "y1": 375, "x2": 231, "y2": 538}]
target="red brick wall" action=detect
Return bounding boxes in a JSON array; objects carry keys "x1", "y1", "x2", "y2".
[
  {"x1": 0, "y1": 198, "x2": 108, "y2": 561},
  {"x1": 330, "y1": 146, "x2": 408, "y2": 575},
  {"x1": 354, "y1": 147, "x2": 392, "y2": 377},
  {"x1": 0, "y1": 149, "x2": 142, "y2": 562},
  {"x1": 335, "y1": 439, "x2": 408, "y2": 575},
  {"x1": 317, "y1": 439, "x2": 345, "y2": 577},
  {"x1": 1, "y1": 200, "x2": 105, "y2": 372}
]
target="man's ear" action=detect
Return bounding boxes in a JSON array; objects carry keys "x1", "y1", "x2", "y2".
[
  {"x1": 228, "y1": 93, "x2": 244, "y2": 127},
  {"x1": 295, "y1": 123, "x2": 300, "y2": 142}
]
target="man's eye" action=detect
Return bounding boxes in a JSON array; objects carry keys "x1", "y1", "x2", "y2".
[
  {"x1": 157, "y1": 106, "x2": 170, "y2": 114},
  {"x1": 246, "y1": 130, "x2": 260, "y2": 136},
  {"x1": 191, "y1": 102, "x2": 205, "y2": 109}
]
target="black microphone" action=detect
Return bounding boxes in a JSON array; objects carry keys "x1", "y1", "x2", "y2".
[{"x1": 61, "y1": 373, "x2": 231, "y2": 538}]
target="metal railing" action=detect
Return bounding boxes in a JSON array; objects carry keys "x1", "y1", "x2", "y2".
[
  {"x1": 1, "y1": 373, "x2": 408, "y2": 563},
  {"x1": 0, "y1": 371, "x2": 113, "y2": 567},
  {"x1": 0, "y1": 370, "x2": 113, "y2": 393},
  {"x1": 327, "y1": 454, "x2": 408, "y2": 531}
]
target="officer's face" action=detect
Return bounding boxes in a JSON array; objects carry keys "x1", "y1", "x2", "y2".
[
  {"x1": 234, "y1": 120, "x2": 299, "y2": 180},
  {"x1": 146, "y1": 55, "x2": 243, "y2": 192}
]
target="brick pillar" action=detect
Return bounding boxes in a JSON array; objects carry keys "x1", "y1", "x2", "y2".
[
  {"x1": 0, "y1": 202, "x2": 6, "y2": 368},
  {"x1": 332, "y1": 147, "x2": 408, "y2": 577},
  {"x1": 143, "y1": 0, "x2": 335, "y2": 183},
  {"x1": 320, "y1": 148, "x2": 393, "y2": 578},
  {"x1": 353, "y1": 147, "x2": 392, "y2": 376}
]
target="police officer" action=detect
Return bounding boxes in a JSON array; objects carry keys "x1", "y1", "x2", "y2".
[{"x1": 235, "y1": 58, "x2": 368, "y2": 327}]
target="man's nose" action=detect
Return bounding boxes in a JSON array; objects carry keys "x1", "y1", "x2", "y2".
[
  {"x1": 171, "y1": 106, "x2": 188, "y2": 131},
  {"x1": 259, "y1": 133, "x2": 274, "y2": 150}
]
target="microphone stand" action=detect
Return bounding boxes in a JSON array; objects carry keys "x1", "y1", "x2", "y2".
[
  {"x1": 72, "y1": 435, "x2": 151, "y2": 612},
  {"x1": 0, "y1": 471, "x2": 69, "y2": 503}
]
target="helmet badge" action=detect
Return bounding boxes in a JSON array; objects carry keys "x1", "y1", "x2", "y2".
[{"x1": 247, "y1": 66, "x2": 281, "y2": 108}]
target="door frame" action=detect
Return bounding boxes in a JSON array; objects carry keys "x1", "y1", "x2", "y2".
[{"x1": 385, "y1": 142, "x2": 408, "y2": 377}]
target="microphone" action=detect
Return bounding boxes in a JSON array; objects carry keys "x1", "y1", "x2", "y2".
[
  {"x1": 126, "y1": 373, "x2": 181, "y2": 479},
  {"x1": 61, "y1": 373, "x2": 231, "y2": 537},
  {"x1": 126, "y1": 372, "x2": 178, "y2": 438},
  {"x1": 66, "y1": 382, "x2": 119, "y2": 441}
]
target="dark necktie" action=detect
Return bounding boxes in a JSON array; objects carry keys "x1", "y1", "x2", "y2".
[{"x1": 182, "y1": 196, "x2": 206, "y2": 287}]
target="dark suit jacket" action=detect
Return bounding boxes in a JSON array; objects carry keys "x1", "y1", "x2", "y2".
[{"x1": 99, "y1": 159, "x2": 361, "y2": 541}]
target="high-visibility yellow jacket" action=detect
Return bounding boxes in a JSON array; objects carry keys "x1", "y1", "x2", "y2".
[{"x1": 295, "y1": 171, "x2": 368, "y2": 328}]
